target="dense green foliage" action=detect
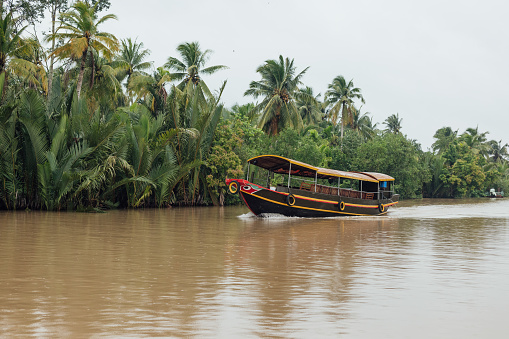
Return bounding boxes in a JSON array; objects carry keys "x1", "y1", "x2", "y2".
[{"x1": 0, "y1": 2, "x2": 508, "y2": 210}]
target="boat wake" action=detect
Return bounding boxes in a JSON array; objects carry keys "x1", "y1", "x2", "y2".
[
  {"x1": 237, "y1": 212, "x2": 301, "y2": 220},
  {"x1": 388, "y1": 199, "x2": 509, "y2": 220},
  {"x1": 236, "y1": 199, "x2": 509, "y2": 221}
]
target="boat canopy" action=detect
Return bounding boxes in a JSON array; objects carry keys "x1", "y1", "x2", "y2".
[{"x1": 247, "y1": 155, "x2": 394, "y2": 183}]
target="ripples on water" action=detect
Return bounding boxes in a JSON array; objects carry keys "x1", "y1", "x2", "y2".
[
  {"x1": 391, "y1": 198, "x2": 509, "y2": 219},
  {"x1": 1, "y1": 199, "x2": 509, "y2": 338}
]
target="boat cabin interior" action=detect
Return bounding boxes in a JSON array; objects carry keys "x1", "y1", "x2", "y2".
[{"x1": 247, "y1": 155, "x2": 396, "y2": 201}]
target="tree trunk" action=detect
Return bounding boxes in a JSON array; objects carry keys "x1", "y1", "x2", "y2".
[
  {"x1": 47, "y1": 4, "x2": 57, "y2": 101},
  {"x1": 1, "y1": 71, "x2": 7, "y2": 101},
  {"x1": 89, "y1": 49, "x2": 95, "y2": 89},
  {"x1": 76, "y1": 50, "x2": 87, "y2": 98},
  {"x1": 340, "y1": 103, "x2": 346, "y2": 143},
  {"x1": 271, "y1": 104, "x2": 280, "y2": 136}
]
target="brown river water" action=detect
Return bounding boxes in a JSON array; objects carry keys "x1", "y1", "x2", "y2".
[{"x1": 1, "y1": 198, "x2": 509, "y2": 338}]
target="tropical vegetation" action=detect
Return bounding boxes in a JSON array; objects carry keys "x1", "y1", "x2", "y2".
[{"x1": 0, "y1": 1, "x2": 508, "y2": 211}]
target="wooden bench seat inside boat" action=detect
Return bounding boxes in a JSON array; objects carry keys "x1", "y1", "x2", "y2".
[
  {"x1": 364, "y1": 193, "x2": 374, "y2": 199},
  {"x1": 299, "y1": 182, "x2": 314, "y2": 191}
]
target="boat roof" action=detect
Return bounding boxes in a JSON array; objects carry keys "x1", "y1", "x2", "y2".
[{"x1": 247, "y1": 155, "x2": 395, "y2": 182}]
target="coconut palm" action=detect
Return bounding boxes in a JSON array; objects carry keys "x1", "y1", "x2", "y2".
[
  {"x1": 487, "y1": 140, "x2": 508, "y2": 163},
  {"x1": 432, "y1": 126, "x2": 458, "y2": 154},
  {"x1": 115, "y1": 37, "x2": 152, "y2": 84},
  {"x1": 10, "y1": 37, "x2": 48, "y2": 93},
  {"x1": 82, "y1": 49, "x2": 124, "y2": 111},
  {"x1": 128, "y1": 67, "x2": 171, "y2": 115},
  {"x1": 296, "y1": 86, "x2": 322, "y2": 125},
  {"x1": 384, "y1": 113, "x2": 402, "y2": 134},
  {"x1": 350, "y1": 106, "x2": 376, "y2": 140},
  {"x1": 45, "y1": 1, "x2": 118, "y2": 98},
  {"x1": 460, "y1": 127, "x2": 489, "y2": 156},
  {"x1": 164, "y1": 41, "x2": 227, "y2": 105},
  {"x1": 325, "y1": 75, "x2": 365, "y2": 141},
  {"x1": 244, "y1": 55, "x2": 308, "y2": 135}
]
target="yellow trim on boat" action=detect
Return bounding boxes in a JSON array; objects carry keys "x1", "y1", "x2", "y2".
[
  {"x1": 293, "y1": 194, "x2": 336, "y2": 204},
  {"x1": 248, "y1": 154, "x2": 317, "y2": 171},
  {"x1": 344, "y1": 202, "x2": 379, "y2": 209}
]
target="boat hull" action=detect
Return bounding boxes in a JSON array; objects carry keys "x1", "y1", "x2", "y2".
[{"x1": 227, "y1": 179, "x2": 399, "y2": 217}]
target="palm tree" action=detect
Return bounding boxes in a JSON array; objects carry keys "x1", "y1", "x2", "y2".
[
  {"x1": 0, "y1": 102, "x2": 19, "y2": 208},
  {"x1": 487, "y1": 140, "x2": 508, "y2": 163},
  {"x1": 432, "y1": 126, "x2": 458, "y2": 154},
  {"x1": 228, "y1": 102, "x2": 257, "y2": 123},
  {"x1": 0, "y1": 90, "x2": 48, "y2": 209},
  {"x1": 164, "y1": 41, "x2": 227, "y2": 105},
  {"x1": 0, "y1": 9, "x2": 40, "y2": 97},
  {"x1": 244, "y1": 55, "x2": 308, "y2": 135},
  {"x1": 82, "y1": 49, "x2": 124, "y2": 111},
  {"x1": 460, "y1": 127, "x2": 489, "y2": 156},
  {"x1": 325, "y1": 75, "x2": 365, "y2": 141},
  {"x1": 46, "y1": 1, "x2": 118, "y2": 98},
  {"x1": 384, "y1": 113, "x2": 402, "y2": 134},
  {"x1": 128, "y1": 66, "x2": 171, "y2": 115},
  {"x1": 296, "y1": 86, "x2": 322, "y2": 125},
  {"x1": 0, "y1": 10, "x2": 25, "y2": 74},
  {"x1": 120, "y1": 112, "x2": 177, "y2": 207},
  {"x1": 10, "y1": 37, "x2": 48, "y2": 93},
  {"x1": 115, "y1": 38, "x2": 152, "y2": 85},
  {"x1": 166, "y1": 80, "x2": 227, "y2": 205},
  {"x1": 350, "y1": 106, "x2": 376, "y2": 140}
]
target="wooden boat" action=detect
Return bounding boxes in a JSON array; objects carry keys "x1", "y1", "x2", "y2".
[
  {"x1": 488, "y1": 188, "x2": 504, "y2": 198},
  {"x1": 226, "y1": 155, "x2": 399, "y2": 217}
]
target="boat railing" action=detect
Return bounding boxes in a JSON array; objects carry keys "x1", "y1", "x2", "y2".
[
  {"x1": 298, "y1": 182, "x2": 377, "y2": 200},
  {"x1": 377, "y1": 190, "x2": 395, "y2": 200}
]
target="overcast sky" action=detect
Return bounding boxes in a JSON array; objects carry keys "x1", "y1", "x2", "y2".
[{"x1": 51, "y1": 0, "x2": 509, "y2": 149}]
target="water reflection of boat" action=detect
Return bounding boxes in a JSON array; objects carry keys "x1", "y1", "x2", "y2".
[{"x1": 226, "y1": 155, "x2": 399, "y2": 217}]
